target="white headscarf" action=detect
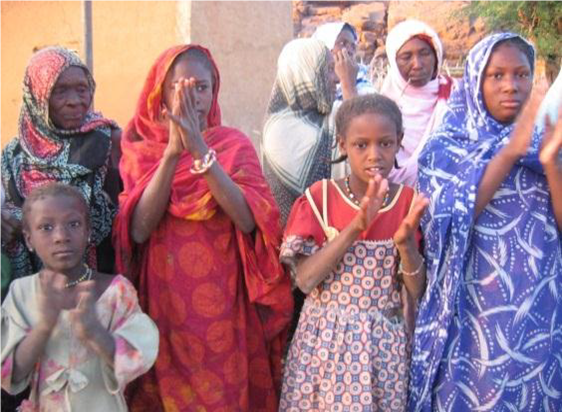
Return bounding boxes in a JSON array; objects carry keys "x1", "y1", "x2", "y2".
[
  {"x1": 312, "y1": 22, "x2": 376, "y2": 101},
  {"x1": 312, "y1": 22, "x2": 357, "y2": 49},
  {"x1": 262, "y1": 38, "x2": 334, "y2": 223},
  {"x1": 381, "y1": 19, "x2": 453, "y2": 187}
]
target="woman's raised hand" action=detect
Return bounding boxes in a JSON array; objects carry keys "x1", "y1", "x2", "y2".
[
  {"x1": 166, "y1": 78, "x2": 209, "y2": 159},
  {"x1": 334, "y1": 49, "x2": 358, "y2": 88},
  {"x1": 540, "y1": 107, "x2": 562, "y2": 169},
  {"x1": 506, "y1": 80, "x2": 548, "y2": 159},
  {"x1": 394, "y1": 193, "x2": 429, "y2": 250},
  {"x1": 352, "y1": 175, "x2": 389, "y2": 232},
  {"x1": 163, "y1": 82, "x2": 186, "y2": 158}
]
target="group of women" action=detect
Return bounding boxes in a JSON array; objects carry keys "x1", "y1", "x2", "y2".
[{"x1": 1, "y1": 16, "x2": 561, "y2": 412}]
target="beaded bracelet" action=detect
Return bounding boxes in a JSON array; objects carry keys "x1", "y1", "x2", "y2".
[
  {"x1": 190, "y1": 149, "x2": 217, "y2": 174},
  {"x1": 399, "y1": 256, "x2": 425, "y2": 277}
]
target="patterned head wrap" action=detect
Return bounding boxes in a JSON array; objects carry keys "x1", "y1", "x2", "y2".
[{"x1": 2, "y1": 46, "x2": 118, "y2": 279}]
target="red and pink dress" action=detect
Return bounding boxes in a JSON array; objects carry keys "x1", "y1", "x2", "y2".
[{"x1": 279, "y1": 179, "x2": 418, "y2": 411}]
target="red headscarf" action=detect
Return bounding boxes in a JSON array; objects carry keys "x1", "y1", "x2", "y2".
[{"x1": 114, "y1": 45, "x2": 293, "y2": 394}]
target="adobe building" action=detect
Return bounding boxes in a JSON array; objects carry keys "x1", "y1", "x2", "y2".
[{"x1": 1, "y1": 1, "x2": 293, "y2": 152}]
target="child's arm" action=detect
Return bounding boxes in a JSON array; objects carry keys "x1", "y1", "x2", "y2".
[
  {"x1": 167, "y1": 79, "x2": 255, "y2": 234},
  {"x1": 540, "y1": 112, "x2": 562, "y2": 231},
  {"x1": 70, "y1": 287, "x2": 115, "y2": 368},
  {"x1": 393, "y1": 194, "x2": 430, "y2": 301},
  {"x1": 12, "y1": 271, "x2": 66, "y2": 382},
  {"x1": 296, "y1": 176, "x2": 388, "y2": 294},
  {"x1": 475, "y1": 85, "x2": 546, "y2": 218}
]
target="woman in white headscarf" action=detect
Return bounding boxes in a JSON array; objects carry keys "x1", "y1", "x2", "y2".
[
  {"x1": 262, "y1": 38, "x2": 338, "y2": 227},
  {"x1": 313, "y1": 22, "x2": 376, "y2": 101},
  {"x1": 381, "y1": 19, "x2": 454, "y2": 187}
]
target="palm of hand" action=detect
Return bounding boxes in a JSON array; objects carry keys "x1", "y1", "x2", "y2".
[
  {"x1": 69, "y1": 287, "x2": 100, "y2": 342},
  {"x1": 38, "y1": 270, "x2": 70, "y2": 327},
  {"x1": 169, "y1": 79, "x2": 205, "y2": 155},
  {"x1": 509, "y1": 82, "x2": 548, "y2": 156},
  {"x1": 393, "y1": 194, "x2": 429, "y2": 247},
  {"x1": 355, "y1": 176, "x2": 388, "y2": 231}
]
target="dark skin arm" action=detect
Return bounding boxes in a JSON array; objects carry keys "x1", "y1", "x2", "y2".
[
  {"x1": 540, "y1": 110, "x2": 562, "y2": 231},
  {"x1": 334, "y1": 49, "x2": 359, "y2": 100},
  {"x1": 130, "y1": 79, "x2": 255, "y2": 244},
  {"x1": 475, "y1": 84, "x2": 547, "y2": 217},
  {"x1": 393, "y1": 193, "x2": 429, "y2": 301}
]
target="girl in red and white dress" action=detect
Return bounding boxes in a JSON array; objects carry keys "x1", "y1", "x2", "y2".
[{"x1": 279, "y1": 94, "x2": 428, "y2": 411}]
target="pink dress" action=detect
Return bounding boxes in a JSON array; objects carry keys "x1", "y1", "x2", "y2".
[
  {"x1": 1, "y1": 275, "x2": 159, "y2": 412},
  {"x1": 279, "y1": 179, "x2": 418, "y2": 411}
]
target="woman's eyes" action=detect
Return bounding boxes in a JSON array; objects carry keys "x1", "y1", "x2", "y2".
[
  {"x1": 69, "y1": 221, "x2": 82, "y2": 228},
  {"x1": 196, "y1": 84, "x2": 208, "y2": 92},
  {"x1": 39, "y1": 224, "x2": 53, "y2": 231},
  {"x1": 488, "y1": 72, "x2": 530, "y2": 79}
]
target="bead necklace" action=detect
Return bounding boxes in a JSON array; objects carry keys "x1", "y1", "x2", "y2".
[
  {"x1": 345, "y1": 176, "x2": 389, "y2": 207},
  {"x1": 65, "y1": 265, "x2": 93, "y2": 288}
]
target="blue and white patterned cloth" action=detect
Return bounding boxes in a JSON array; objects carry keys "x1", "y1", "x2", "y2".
[
  {"x1": 409, "y1": 32, "x2": 562, "y2": 411},
  {"x1": 335, "y1": 63, "x2": 376, "y2": 101}
]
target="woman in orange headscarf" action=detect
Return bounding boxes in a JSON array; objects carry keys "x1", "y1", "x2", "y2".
[{"x1": 114, "y1": 45, "x2": 293, "y2": 411}]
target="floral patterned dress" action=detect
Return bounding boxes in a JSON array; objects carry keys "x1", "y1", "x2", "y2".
[
  {"x1": 279, "y1": 179, "x2": 418, "y2": 411},
  {"x1": 1, "y1": 274, "x2": 159, "y2": 412}
]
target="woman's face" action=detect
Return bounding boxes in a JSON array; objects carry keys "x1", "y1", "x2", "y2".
[
  {"x1": 333, "y1": 28, "x2": 357, "y2": 59},
  {"x1": 48, "y1": 66, "x2": 92, "y2": 130},
  {"x1": 162, "y1": 55, "x2": 214, "y2": 131},
  {"x1": 396, "y1": 37, "x2": 437, "y2": 88},
  {"x1": 481, "y1": 43, "x2": 533, "y2": 124}
]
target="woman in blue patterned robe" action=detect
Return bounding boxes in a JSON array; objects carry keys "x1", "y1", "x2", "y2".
[{"x1": 409, "y1": 33, "x2": 562, "y2": 411}]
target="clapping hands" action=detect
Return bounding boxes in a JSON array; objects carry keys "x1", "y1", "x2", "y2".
[
  {"x1": 352, "y1": 175, "x2": 389, "y2": 232},
  {"x1": 163, "y1": 78, "x2": 209, "y2": 159}
]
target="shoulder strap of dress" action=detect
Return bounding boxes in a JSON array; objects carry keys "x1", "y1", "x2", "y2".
[
  {"x1": 305, "y1": 180, "x2": 328, "y2": 234},
  {"x1": 407, "y1": 187, "x2": 418, "y2": 215},
  {"x1": 305, "y1": 179, "x2": 339, "y2": 242}
]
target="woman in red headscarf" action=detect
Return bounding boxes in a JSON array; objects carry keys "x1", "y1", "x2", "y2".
[{"x1": 114, "y1": 45, "x2": 293, "y2": 411}]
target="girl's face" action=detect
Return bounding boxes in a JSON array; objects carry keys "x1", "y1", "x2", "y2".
[
  {"x1": 48, "y1": 66, "x2": 92, "y2": 130},
  {"x1": 162, "y1": 56, "x2": 214, "y2": 131},
  {"x1": 339, "y1": 112, "x2": 401, "y2": 184},
  {"x1": 24, "y1": 195, "x2": 90, "y2": 276},
  {"x1": 396, "y1": 37, "x2": 436, "y2": 88},
  {"x1": 482, "y1": 43, "x2": 532, "y2": 124}
]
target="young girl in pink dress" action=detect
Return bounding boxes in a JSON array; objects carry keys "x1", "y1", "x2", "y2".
[
  {"x1": 279, "y1": 94, "x2": 428, "y2": 411},
  {"x1": 1, "y1": 183, "x2": 158, "y2": 411}
]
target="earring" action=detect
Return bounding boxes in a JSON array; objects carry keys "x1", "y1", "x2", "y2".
[{"x1": 28, "y1": 247, "x2": 34, "y2": 253}]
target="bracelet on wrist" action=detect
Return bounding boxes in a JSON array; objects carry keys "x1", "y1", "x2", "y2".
[
  {"x1": 190, "y1": 148, "x2": 217, "y2": 174},
  {"x1": 399, "y1": 256, "x2": 425, "y2": 277}
]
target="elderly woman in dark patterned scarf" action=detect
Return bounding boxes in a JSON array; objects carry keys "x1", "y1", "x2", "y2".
[{"x1": 1, "y1": 46, "x2": 121, "y2": 285}]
